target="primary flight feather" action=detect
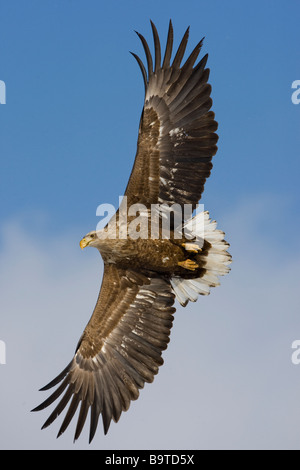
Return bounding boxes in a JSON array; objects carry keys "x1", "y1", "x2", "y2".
[{"x1": 32, "y1": 20, "x2": 231, "y2": 443}]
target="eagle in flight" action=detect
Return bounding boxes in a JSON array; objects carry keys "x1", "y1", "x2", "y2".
[{"x1": 33, "y1": 20, "x2": 231, "y2": 443}]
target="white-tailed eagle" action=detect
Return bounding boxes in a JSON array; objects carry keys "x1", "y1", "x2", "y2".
[{"x1": 32, "y1": 20, "x2": 231, "y2": 443}]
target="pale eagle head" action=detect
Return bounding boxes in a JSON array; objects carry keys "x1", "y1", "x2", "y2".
[{"x1": 79, "y1": 230, "x2": 98, "y2": 249}]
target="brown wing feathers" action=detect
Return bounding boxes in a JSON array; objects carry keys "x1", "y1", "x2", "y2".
[
  {"x1": 127, "y1": 20, "x2": 218, "y2": 209},
  {"x1": 33, "y1": 266, "x2": 175, "y2": 442}
]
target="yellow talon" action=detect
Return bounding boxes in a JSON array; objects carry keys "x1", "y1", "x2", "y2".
[{"x1": 178, "y1": 259, "x2": 199, "y2": 271}]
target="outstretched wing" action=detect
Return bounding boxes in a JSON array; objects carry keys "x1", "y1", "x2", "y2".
[
  {"x1": 124, "y1": 20, "x2": 218, "y2": 210},
  {"x1": 32, "y1": 265, "x2": 175, "y2": 442}
]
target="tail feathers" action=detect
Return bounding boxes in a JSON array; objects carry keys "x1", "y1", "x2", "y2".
[{"x1": 171, "y1": 211, "x2": 231, "y2": 306}]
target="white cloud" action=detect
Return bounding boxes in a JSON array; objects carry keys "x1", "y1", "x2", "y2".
[{"x1": 0, "y1": 197, "x2": 299, "y2": 450}]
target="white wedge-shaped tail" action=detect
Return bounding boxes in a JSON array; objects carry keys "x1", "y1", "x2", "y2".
[{"x1": 171, "y1": 211, "x2": 232, "y2": 306}]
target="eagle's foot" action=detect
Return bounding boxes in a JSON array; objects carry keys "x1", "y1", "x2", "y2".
[
  {"x1": 178, "y1": 259, "x2": 199, "y2": 271},
  {"x1": 182, "y1": 242, "x2": 202, "y2": 253}
]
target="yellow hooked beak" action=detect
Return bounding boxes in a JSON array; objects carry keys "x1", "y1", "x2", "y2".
[{"x1": 80, "y1": 237, "x2": 90, "y2": 250}]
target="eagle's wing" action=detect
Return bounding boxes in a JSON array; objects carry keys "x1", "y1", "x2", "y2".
[
  {"x1": 124, "y1": 20, "x2": 218, "y2": 210},
  {"x1": 33, "y1": 264, "x2": 175, "y2": 442}
]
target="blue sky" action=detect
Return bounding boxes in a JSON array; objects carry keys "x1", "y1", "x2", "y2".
[{"x1": 0, "y1": 0, "x2": 300, "y2": 450}]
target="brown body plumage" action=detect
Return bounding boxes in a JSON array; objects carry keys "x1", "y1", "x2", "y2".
[
  {"x1": 32, "y1": 20, "x2": 231, "y2": 443},
  {"x1": 93, "y1": 225, "x2": 212, "y2": 277}
]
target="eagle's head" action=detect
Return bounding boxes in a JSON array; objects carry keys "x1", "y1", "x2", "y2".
[{"x1": 79, "y1": 231, "x2": 98, "y2": 249}]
